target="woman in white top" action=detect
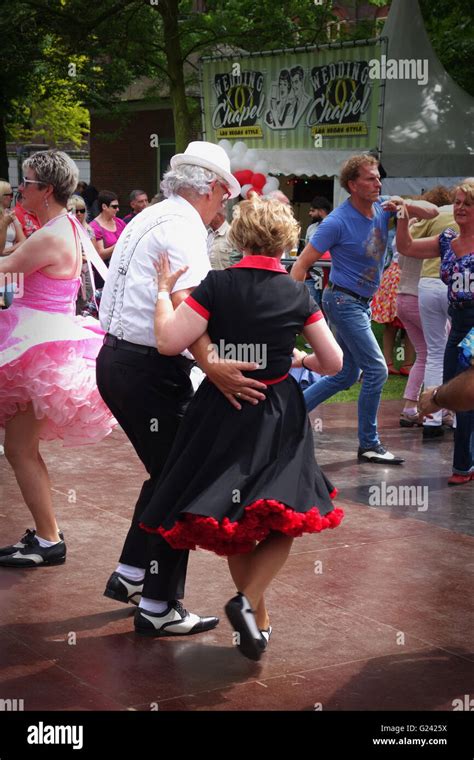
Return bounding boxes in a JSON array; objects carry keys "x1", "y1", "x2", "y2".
[{"x1": 67, "y1": 194, "x2": 98, "y2": 313}]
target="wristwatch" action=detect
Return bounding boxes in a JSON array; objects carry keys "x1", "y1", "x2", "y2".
[
  {"x1": 302, "y1": 355, "x2": 309, "y2": 369},
  {"x1": 431, "y1": 387, "x2": 441, "y2": 407}
]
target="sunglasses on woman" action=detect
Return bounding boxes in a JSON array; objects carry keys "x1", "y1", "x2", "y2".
[{"x1": 75, "y1": 208, "x2": 86, "y2": 214}]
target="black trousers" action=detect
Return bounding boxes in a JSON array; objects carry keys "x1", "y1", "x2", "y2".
[{"x1": 96, "y1": 342, "x2": 194, "y2": 600}]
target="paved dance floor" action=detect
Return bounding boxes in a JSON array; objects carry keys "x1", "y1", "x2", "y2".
[{"x1": 0, "y1": 400, "x2": 472, "y2": 712}]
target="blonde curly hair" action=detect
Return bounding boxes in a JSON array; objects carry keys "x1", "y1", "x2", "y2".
[
  {"x1": 454, "y1": 179, "x2": 474, "y2": 206},
  {"x1": 229, "y1": 195, "x2": 300, "y2": 257}
]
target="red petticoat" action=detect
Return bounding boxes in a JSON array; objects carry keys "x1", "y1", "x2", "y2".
[{"x1": 140, "y1": 491, "x2": 343, "y2": 556}]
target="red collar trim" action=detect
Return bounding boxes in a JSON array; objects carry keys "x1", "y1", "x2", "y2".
[{"x1": 231, "y1": 255, "x2": 288, "y2": 273}]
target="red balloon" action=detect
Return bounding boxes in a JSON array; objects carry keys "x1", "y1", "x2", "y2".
[
  {"x1": 251, "y1": 173, "x2": 266, "y2": 189},
  {"x1": 233, "y1": 169, "x2": 253, "y2": 185}
]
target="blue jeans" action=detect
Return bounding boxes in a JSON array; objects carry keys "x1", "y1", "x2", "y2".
[
  {"x1": 305, "y1": 269, "x2": 323, "y2": 308},
  {"x1": 443, "y1": 306, "x2": 474, "y2": 474},
  {"x1": 304, "y1": 277, "x2": 321, "y2": 308},
  {"x1": 304, "y1": 288, "x2": 388, "y2": 448}
]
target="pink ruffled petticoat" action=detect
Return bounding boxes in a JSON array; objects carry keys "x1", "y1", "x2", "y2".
[{"x1": 0, "y1": 269, "x2": 115, "y2": 446}]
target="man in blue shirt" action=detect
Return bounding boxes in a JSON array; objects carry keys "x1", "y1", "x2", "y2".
[{"x1": 292, "y1": 154, "x2": 438, "y2": 464}]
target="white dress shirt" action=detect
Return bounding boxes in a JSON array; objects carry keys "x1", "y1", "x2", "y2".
[{"x1": 100, "y1": 195, "x2": 210, "y2": 347}]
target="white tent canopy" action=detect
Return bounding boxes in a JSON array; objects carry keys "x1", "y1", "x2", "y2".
[
  {"x1": 381, "y1": 0, "x2": 474, "y2": 178},
  {"x1": 381, "y1": 176, "x2": 466, "y2": 196}
]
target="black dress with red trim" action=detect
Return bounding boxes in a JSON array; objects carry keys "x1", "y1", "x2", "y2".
[{"x1": 140, "y1": 255, "x2": 343, "y2": 556}]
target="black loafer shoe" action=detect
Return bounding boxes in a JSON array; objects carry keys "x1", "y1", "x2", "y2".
[
  {"x1": 357, "y1": 444, "x2": 404, "y2": 465},
  {"x1": 0, "y1": 530, "x2": 66, "y2": 567},
  {"x1": 0, "y1": 528, "x2": 64, "y2": 557},
  {"x1": 225, "y1": 592, "x2": 266, "y2": 661},
  {"x1": 103, "y1": 571, "x2": 143, "y2": 606},
  {"x1": 135, "y1": 601, "x2": 219, "y2": 637}
]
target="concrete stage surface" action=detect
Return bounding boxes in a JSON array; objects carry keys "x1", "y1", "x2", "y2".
[{"x1": 0, "y1": 400, "x2": 472, "y2": 712}]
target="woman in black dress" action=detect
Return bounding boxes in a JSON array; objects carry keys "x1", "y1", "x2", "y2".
[{"x1": 140, "y1": 195, "x2": 344, "y2": 660}]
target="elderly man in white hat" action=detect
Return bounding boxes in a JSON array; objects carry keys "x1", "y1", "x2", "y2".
[{"x1": 97, "y1": 141, "x2": 267, "y2": 637}]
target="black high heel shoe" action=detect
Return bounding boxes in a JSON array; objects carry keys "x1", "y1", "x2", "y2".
[{"x1": 225, "y1": 592, "x2": 266, "y2": 661}]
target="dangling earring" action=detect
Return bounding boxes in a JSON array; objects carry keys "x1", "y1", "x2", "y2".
[{"x1": 44, "y1": 197, "x2": 49, "y2": 209}]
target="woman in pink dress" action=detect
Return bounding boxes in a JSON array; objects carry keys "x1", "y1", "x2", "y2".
[
  {"x1": 0, "y1": 150, "x2": 115, "y2": 568},
  {"x1": 89, "y1": 191, "x2": 126, "y2": 288}
]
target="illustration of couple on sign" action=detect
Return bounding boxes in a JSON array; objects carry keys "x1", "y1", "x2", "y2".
[{"x1": 265, "y1": 66, "x2": 311, "y2": 129}]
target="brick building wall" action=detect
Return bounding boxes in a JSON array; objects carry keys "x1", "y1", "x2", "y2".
[{"x1": 90, "y1": 106, "x2": 175, "y2": 214}]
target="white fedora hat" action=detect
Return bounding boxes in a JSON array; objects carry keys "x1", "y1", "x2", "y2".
[{"x1": 170, "y1": 141, "x2": 241, "y2": 199}]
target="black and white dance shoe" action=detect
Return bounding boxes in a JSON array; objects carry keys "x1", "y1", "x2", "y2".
[
  {"x1": 225, "y1": 592, "x2": 267, "y2": 661},
  {"x1": 0, "y1": 528, "x2": 65, "y2": 557},
  {"x1": 0, "y1": 529, "x2": 66, "y2": 567},
  {"x1": 357, "y1": 444, "x2": 404, "y2": 465},
  {"x1": 134, "y1": 601, "x2": 219, "y2": 637},
  {"x1": 103, "y1": 571, "x2": 143, "y2": 606},
  {"x1": 260, "y1": 626, "x2": 272, "y2": 650}
]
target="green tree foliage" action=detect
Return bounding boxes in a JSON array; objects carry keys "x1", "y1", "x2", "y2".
[
  {"x1": 0, "y1": 0, "x2": 338, "y2": 173},
  {"x1": 0, "y1": 0, "x2": 148, "y2": 177},
  {"x1": 419, "y1": 0, "x2": 474, "y2": 96},
  {"x1": 7, "y1": 44, "x2": 90, "y2": 147}
]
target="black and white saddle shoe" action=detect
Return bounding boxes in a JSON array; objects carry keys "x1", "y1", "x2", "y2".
[
  {"x1": 357, "y1": 444, "x2": 404, "y2": 465},
  {"x1": 225, "y1": 592, "x2": 266, "y2": 661},
  {"x1": 0, "y1": 528, "x2": 64, "y2": 557},
  {"x1": 103, "y1": 571, "x2": 143, "y2": 606},
  {"x1": 134, "y1": 601, "x2": 219, "y2": 637},
  {"x1": 0, "y1": 530, "x2": 66, "y2": 567},
  {"x1": 260, "y1": 626, "x2": 272, "y2": 651}
]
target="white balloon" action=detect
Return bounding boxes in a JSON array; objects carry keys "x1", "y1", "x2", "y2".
[
  {"x1": 240, "y1": 183, "x2": 253, "y2": 198},
  {"x1": 254, "y1": 160, "x2": 269, "y2": 174},
  {"x1": 218, "y1": 139, "x2": 233, "y2": 156},
  {"x1": 232, "y1": 141, "x2": 247, "y2": 156},
  {"x1": 262, "y1": 182, "x2": 273, "y2": 195},
  {"x1": 244, "y1": 149, "x2": 259, "y2": 165},
  {"x1": 266, "y1": 176, "x2": 279, "y2": 191},
  {"x1": 230, "y1": 157, "x2": 248, "y2": 171}
]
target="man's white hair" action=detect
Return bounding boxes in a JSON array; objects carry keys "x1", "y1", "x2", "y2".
[{"x1": 161, "y1": 164, "x2": 220, "y2": 198}]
